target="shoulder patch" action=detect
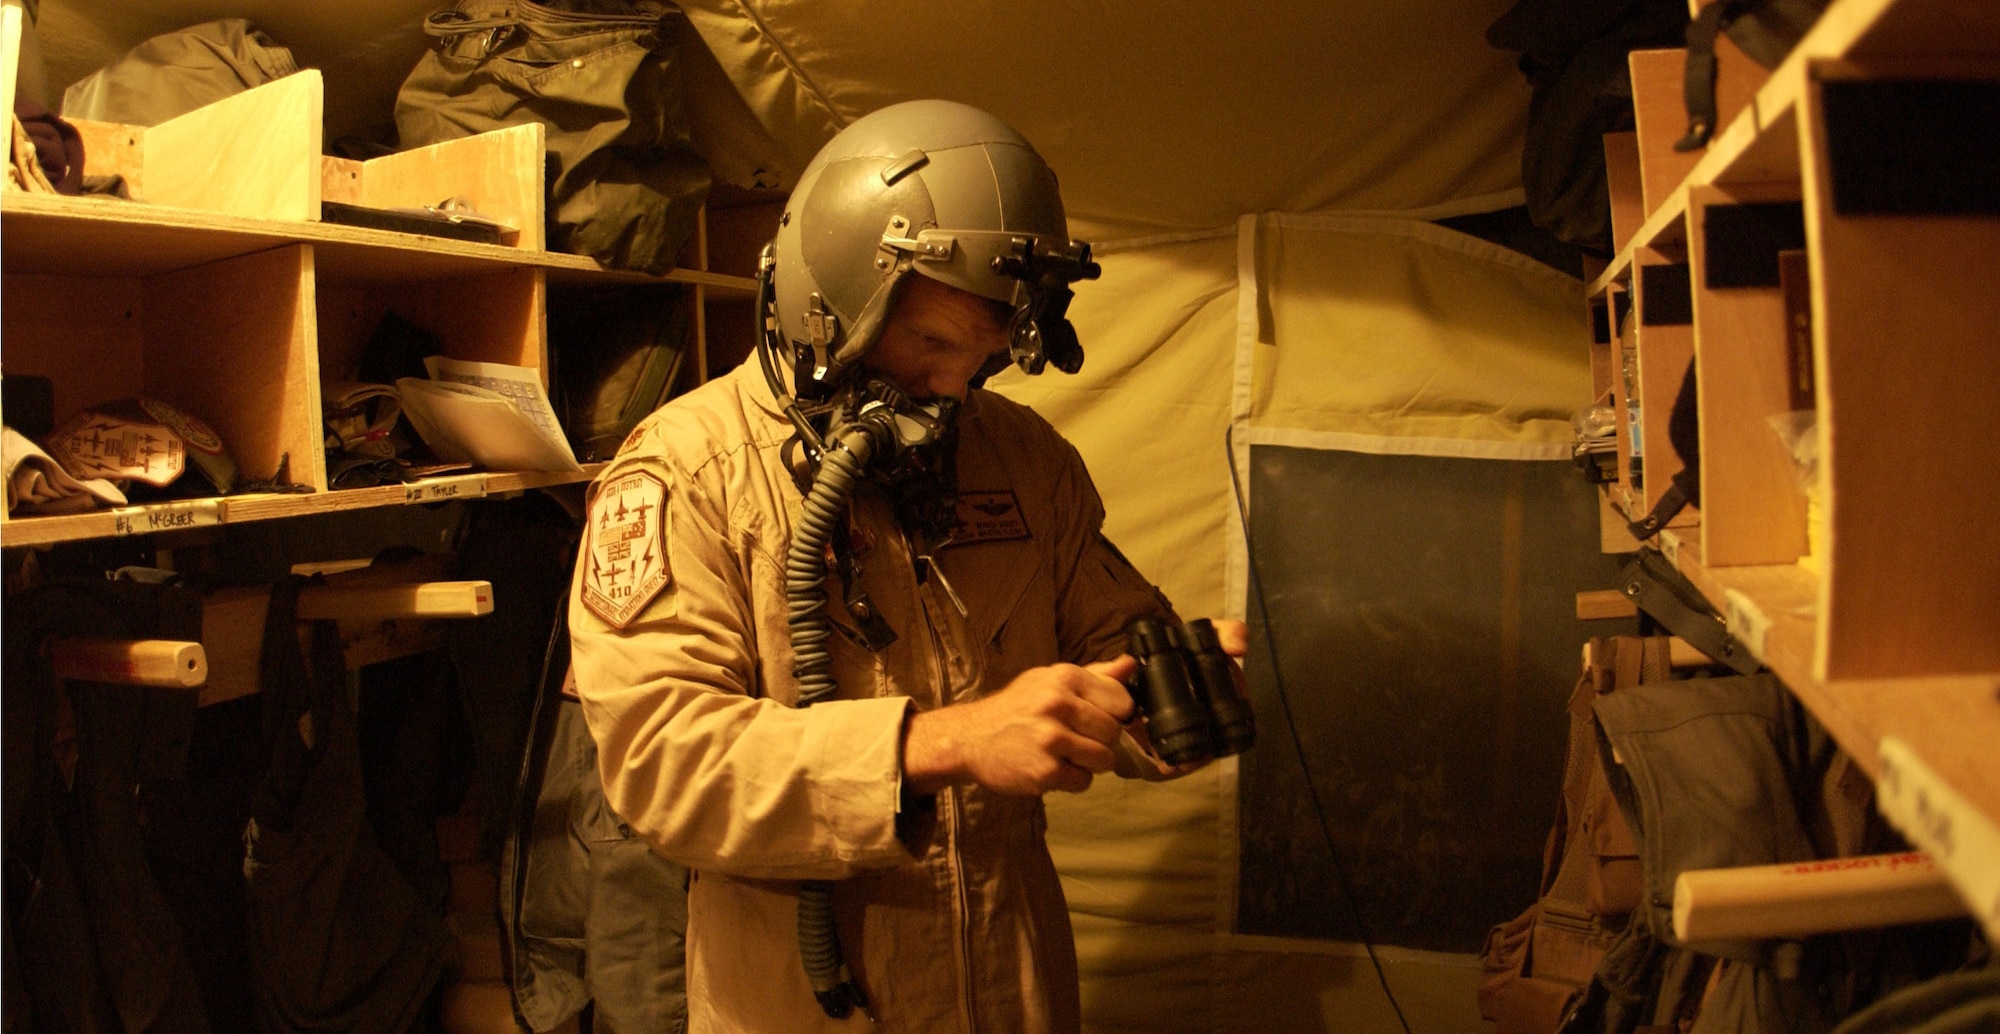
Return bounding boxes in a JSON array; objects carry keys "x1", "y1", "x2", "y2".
[
  {"x1": 953, "y1": 490, "x2": 1031, "y2": 544},
  {"x1": 582, "y1": 470, "x2": 671, "y2": 627}
]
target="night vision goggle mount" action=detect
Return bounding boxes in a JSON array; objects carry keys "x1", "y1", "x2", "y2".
[{"x1": 991, "y1": 235, "x2": 1100, "y2": 377}]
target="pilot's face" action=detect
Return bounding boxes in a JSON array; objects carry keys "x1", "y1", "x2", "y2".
[{"x1": 865, "y1": 275, "x2": 1011, "y2": 402}]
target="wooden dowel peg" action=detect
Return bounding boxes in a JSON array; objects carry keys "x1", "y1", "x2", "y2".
[
  {"x1": 1673, "y1": 851, "x2": 1967, "y2": 943},
  {"x1": 1577, "y1": 589, "x2": 1639, "y2": 621},
  {"x1": 294, "y1": 580, "x2": 495, "y2": 621},
  {"x1": 51, "y1": 638, "x2": 209, "y2": 688}
]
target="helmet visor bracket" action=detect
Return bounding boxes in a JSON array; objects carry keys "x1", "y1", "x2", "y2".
[{"x1": 990, "y1": 235, "x2": 1100, "y2": 375}]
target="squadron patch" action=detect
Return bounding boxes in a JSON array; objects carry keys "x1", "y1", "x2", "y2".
[
  {"x1": 952, "y1": 490, "x2": 1031, "y2": 544},
  {"x1": 582, "y1": 471, "x2": 670, "y2": 627}
]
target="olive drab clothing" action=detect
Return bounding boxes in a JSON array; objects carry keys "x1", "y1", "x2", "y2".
[
  {"x1": 502, "y1": 608, "x2": 691, "y2": 1034},
  {"x1": 568, "y1": 359, "x2": 1175, "y2": 1033},
  {"x1": 243, "y1": 576, "x2": 450, "y2": 1032}
]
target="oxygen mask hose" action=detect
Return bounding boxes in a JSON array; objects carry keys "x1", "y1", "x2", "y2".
[{"x1": 785, "y1": 419, "x2": 886, "y2": 1020}]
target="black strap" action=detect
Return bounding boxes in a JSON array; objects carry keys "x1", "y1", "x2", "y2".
[
  {"x1": 1616, "y1": 551, "x2": 1760, "y2": 674},
  {"x1": 1626, "y1": 479, "x2": 1690, "y2": 541},
  {"x1": 1676, "y1": 1, "x2": 1742, "y2": 152}
]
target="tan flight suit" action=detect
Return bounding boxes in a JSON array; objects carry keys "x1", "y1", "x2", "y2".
[{"x1": 569, "y1": 359, "x2": 1176, "y2": 1033}]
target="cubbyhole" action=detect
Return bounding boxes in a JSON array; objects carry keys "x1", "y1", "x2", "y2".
[
  {"x1": 316, "y1": 268, "x2": 547, "y2": 383},
  {"x1": 1630, "y1": 254, "x2": 1698, "y2": 529},
  {"x1": 1688, "y1": 185, "x2": 1813, "y2": 568},
  {"x1": 316, "y1": 266, "x2": 549, "y2": 485},
  {"x1": 1606, "y1": 281, "x2": 1638, "y2": 510},
  {"x1": 1, "y1": 246, "x2": 322, "y2": 495}
]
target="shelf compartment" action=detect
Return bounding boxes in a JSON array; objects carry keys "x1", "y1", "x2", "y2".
[
  {"x1": 1, "y1": 243, "x2": 322, "y2": 499},
  {"x1": 1630, "y1": 254, "x2": 1700, "y2": 527},
  {"x1": 1630, "y1": 43, "x2": 1771, "y2": 223},
  {"x1": 1664, "y1": 532, "x2": 2000, "y2": 885},
  {"x1": 1688, "y1": 184, "x2": 1813, "y2": 567},
  {"x1": 318, "y1": 267, "x2": 549, "y2": 383}
]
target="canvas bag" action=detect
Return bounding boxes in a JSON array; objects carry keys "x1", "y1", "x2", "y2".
[
  {"x1": 548, "y1": 284, "x2": 692, "y2": 462},
  {"x1": 1478, "y1": 636, "x2": 1659, "y2": 1033},
  {"x1": 394, "y1": 0, "x2": 712, "y2": 275}
]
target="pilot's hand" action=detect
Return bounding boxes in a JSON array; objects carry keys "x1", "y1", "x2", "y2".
[{"x1": 903, "y1": 656, "x2": 1138, "y2": 796}]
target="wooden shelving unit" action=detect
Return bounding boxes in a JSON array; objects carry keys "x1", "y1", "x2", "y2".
[
  {"x1": 1586, "y1": 0, "x2": 2000, "y2": 937},
  {"x1": 0, "y1": 71, "x2": 756, "y2": 550}
]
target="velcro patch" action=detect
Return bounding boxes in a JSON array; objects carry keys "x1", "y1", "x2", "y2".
[
  {"x1": 953, "y1": 490, "x2": 1030, "y2": 544},
  {"x1": 582, "y1": 471, "x2": 670, "y2": 627}
]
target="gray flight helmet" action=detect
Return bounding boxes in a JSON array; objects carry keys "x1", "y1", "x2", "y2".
[{"x1": 770, "y1": 98, "x2": 1097, "y2": 395}]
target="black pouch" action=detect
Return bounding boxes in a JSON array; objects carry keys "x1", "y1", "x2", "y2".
[{"x1": 394, "y1": 0, "x2": 713, "y2": 275}]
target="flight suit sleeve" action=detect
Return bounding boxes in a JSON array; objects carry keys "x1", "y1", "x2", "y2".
[
  {"x1": 1038, "y1": 431, "x2": 1177, "y2": 666},
  {"x1": 568, "y1": 448, "x2": 923, "y2": 881},
  {"x1": 1028, "y1": 426, "x2": 1198, "y2": 781}
]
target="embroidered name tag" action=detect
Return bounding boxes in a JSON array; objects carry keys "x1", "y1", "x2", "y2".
[
  {"x1": 582, "y1": 471, "x2": 670, "y2": 627},
  {"x1": 953, "y1": 490, "x2": 1031, "y2": 544}
]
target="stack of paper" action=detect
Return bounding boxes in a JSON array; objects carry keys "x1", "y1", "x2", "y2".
[{"x1": 398, "y1": 357, "x2": 582, "y2": 474}]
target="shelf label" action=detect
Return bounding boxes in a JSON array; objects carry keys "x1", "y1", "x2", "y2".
[
  {"x1": 403, "y1": 476, "x2": 488, "y2": 505},
  {"x1": 1876, "y1": 736, "x2": 2000, "y2": 945},
  {"x1": 1722, "y1": 588, "x2": 1769, "y2": 661},
  {"x1": 111, "y1": 499, "x2": 226, "y2": 536}
]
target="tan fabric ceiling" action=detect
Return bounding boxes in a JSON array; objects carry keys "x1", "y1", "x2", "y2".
[{"x1": 672, "y1": 0, "x2": 1536, "y2": 237}]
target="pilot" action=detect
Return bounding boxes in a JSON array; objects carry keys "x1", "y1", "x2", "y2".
[{"x1": 568, "y1": 98, "x2": 1246, "y2": 1033}]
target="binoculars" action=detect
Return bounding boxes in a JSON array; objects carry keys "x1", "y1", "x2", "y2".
[{"x1": 1124, "y1": 617, "x2": 1257, "y2": 767}]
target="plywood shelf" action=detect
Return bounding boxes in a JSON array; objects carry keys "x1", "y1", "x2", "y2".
[
  {"x1": 1586, "y1": 0, "x2": 2000, "y2": 298},
  {"x1": 0, "y1": 190, "x2": 753, "y2": 293},
  {"x1": 1, "y1": 66, "x2": 760, "y2": 547},
  {"x1": 1586, "y1": 0, "x2": 2000, "y2": 933},
  {"x1": 0, "y1": 465, "x2": 604, "y2": 549}
]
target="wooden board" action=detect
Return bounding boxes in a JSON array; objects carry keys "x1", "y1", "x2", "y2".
[
  {"x1": 1800, "y1": 64, "x2": 2000, "y2": 679},
  {"x1": 0, "y1": 466, "x2": 599, "y2": 549},
  {"x1": 1607, "y1": 281, "x2": 1637, "y2": 502},
  {"x1": 357, "y1": 122, "x2": 546, "y2": 251},
  {"x1": 1604, "y1": 130, "x2": 1645, "y2": 255},
  {"x1": 0, "y1": 192, "x2": 755, "y2": 293},
  {"x1": 143, "y1": 70, "x2": 322, "y2": 221},
  {"x1": 1632, "y1": 264, "x2": 1698, "y2": 525},
  {"x1": 141, "y1": 245, "x2": 324, "y2": 492},
  {"x1": 1630, "y1": 49, "x2": 1706, "y2": 221},
  {"x1": 384, "y1": 266, "x2": 549, "y2": 377},
  {"x1": 0, "y1": 1, "x2": 20, "y2": 144},
  {"x1": 322, "y1": 156, "x2": 365, "y2": 206},
  {"x1": 0, "y1": 273, "x2": 145, "y2": 419},
  {"x1": 66, "y1": 118, "x2": 144, "y2": 194}
]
